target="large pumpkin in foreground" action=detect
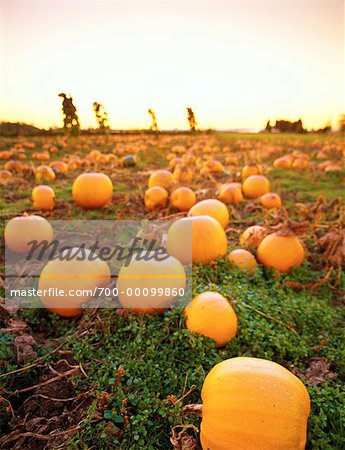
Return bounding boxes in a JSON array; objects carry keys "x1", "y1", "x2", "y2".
[
  {"x1": 167, "y1": 216, "x2": 227, "y2": 264},
  {"x1": 257, "y1": 232, "x2": 305, "y2": 272},
  {"x1": 117, "y1": 253, "x2": 186, "y2": 314},
  {"x1": 72, "y1": 172, "x2": 113, "y2": 208},
  {"x1": 185, "y1": 291, "x2": 237, "y2": 348},
  {"x1": 200, "y1": 357, "x2": 310, "y2": 450}
]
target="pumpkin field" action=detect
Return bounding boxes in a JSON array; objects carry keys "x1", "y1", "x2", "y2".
[{"x1": 0, "y1": 131, "x2": 344, "y2": 449}]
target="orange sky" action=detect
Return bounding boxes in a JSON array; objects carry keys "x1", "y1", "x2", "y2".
[{"x1": 0, "y1": 0, "x2": 343, "y2": 130}]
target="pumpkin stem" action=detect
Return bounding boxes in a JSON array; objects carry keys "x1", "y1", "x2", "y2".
[{"x1": 182, "y1": 403, "x2": 203, "y2": 416}]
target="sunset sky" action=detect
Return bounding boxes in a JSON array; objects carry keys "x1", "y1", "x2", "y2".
[{"x1": 0, "y1": 0, "x2": 343, "y2": 130}]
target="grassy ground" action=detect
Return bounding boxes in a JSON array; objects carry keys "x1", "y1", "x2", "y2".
[{"x1": 0, "y1": 131, "x2": 344, "y2": 449}]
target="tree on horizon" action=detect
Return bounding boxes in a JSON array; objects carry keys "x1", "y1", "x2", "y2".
[
  {"x1": 93, "y1": 102, "x2": 109, "y2": 130},
  {"x1": 186, "y1": 107, "x2": 197, "y2": 131},
  {"x1": 58, "y1": 93, "x2": 80, "y2": 133},
  {"x1": 147, "y1": 108, "x2": 158, "y2": 131}
]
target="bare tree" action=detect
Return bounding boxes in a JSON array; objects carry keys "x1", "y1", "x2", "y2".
[
  {"x1": 186, "y1": 107, "x2": 197, "y2": 131},
  {"x1": 93, "y1": 102, "x2": 109, "y2": 130},
  {"x1": 58, "y1": 93, "x2": 80, "y2": 133},
  {"x1": 147, "y1": 108, "x2": 158, "y2": 131}
]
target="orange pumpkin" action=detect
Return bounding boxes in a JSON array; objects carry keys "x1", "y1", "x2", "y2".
[
  {"x1": 217, "y1": 184, "x2": 243, "y2": 204},
  {"x1": 324, "y1": 164, "x2": 342, "y2": 172},
  {"x1": 188, "y1": 199, "x2": 229, "y2": 229},
  {"x1": 273, "y1": 156, "x2": 292, "y2": 169},
  {"x1": 292, "y1": 158, "x2": 310, "y2": 170},
  {"x1": 32, "y1": 151, "x2": 50, "y2": 161},
  {"x1": 170, "y1": 187, "x2": 196, "y2": 211},
  {"x1": 32, "y1": 185, "x2": 55, "y2": 211},
  {"x1": 200, "y1": 357, "x2": 310, "y2": 450},
  {"x1": 185, "y1": 291, "x2": 237, "y2": 348},
  {"x1": 39, "y1": 247, "x2": 110, "y2": 317},
  {"x1": 0, "y1": 170, "x2": 13, "y2": 180},
  {"x1": 0, "y1": 151, "x2": 12, "y2": 160},
  {"x1": 241, "y1": 163, "x2": 263, "y2": 180},
  {"x1": 5, "y1": 215, "x2": 53, "y2": 253},
  {"x1": 172, "y1": 166, "x2": 194, "y2": 183},
  {"x1": 257, "y1": 232, "x2": 305, "y2": 272},
  {"x1": 117, "y1": 252, "x2": 186, "y2": 314},
  {"x1": 203, "y1": 160, "x2": 225, "y2": 173},
  {"x1": 242, "y1": 175, "x2": 270, "y2": 198},
  {"x1": 4, "y1": 160, "x2": 25, "y2": 173},
  {"x1": 88, "y1": 149, "x2": 102, "y2": 161},
  {"x1": 144, "y1": 186, "x2": 169, "y2": 211},
  {"x1": 148, "y1": 170, "x2": 173, "y2": 189},
  {"x1": 228, "y1": 249, "x2": 257, "y2": 273},
  {"x1": 259, "y1": 192, "x2": 282, "y2": 208},
  {"x1": 97, "y1": 154, "x2": 109, "y2": 164},
  {"x1": 35, "y1": 165, "x2": 56, "y2": 182},
  {"x1": 239, "y1": 225, "x2": 266, "y2": 249},
  {"x1": 72, "y1": 173, "x2": 113, "y2": 209},
  {"x1": 167, "y1": 216, "x2": 227, "y2": 265},
  {"x1": 50, "y1": 161, "x2": 68, "y2": 174}
]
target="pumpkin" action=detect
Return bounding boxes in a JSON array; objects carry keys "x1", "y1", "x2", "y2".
[
  {"x1": 200, "y1": 357, "x2": 310, "y2": 450},
  {"x1": 5, "y1": 215, "x2": 53, "y2": 253},
  {"x1": 50, "y1": 161, "x2": 68, "y2": 174},
  {"x1": 217, "y1": 184, "x2": 243, "y2": 204},
  {"x1": 259, "y1": 192, "x2": 282, "y2": 208},
  {"x1": 72, "y1": 172, "x2": 113, "y2": 209},
  {"x1": 257, "y1": 232, "x2": 305, "y2": 272},
  {"x1": 228, "y1": 249, "x2": 257, "y2": 273},
  {"x1": 291, "y1": 158, "x2": 310, "y2": 170},
  {"x1": 241, "y1": 163, "x2": 263, "y2": 180},
  {"x1": 144, "y1": 186, "x2": 168, "y2": 211},
  {"x1": 148, "y1": 170, "x2": 173, "y2": 189},
  {"x1": 32, "y1": 185, "x2": 55, "y2": 211},
  {"x1": 185, "y1": 291, "x2": 237, "y2": 348},
  {"x1": 167, "y1": 215, "x2": 227, "y2": 264},
  {"x1": 88, "y1": 149, "x2": 102, "y2": 161},
  {"x1": 39, "y1": 247, "x2": 110, "y2": 317},
  {"x1": 172, "y1": 166, "x2": 194, "y2": 183},
  {"x1": 242, "y1": 175, "x2": 270, "y2": 198},
  {"x1": 32, "y1": 151, "x2": 50, "y2": 161},
  {"x1": 239, "y1": 225, "x2": 266, "y2": 249},
  {"x1": 292, "y1": 150, "x2": 308, "y2": 159},
  {"x1": 170, "y1": 187, "x2": 196, "y2": 211},
  {"x1": 0, "y1": 170, "x2": 13, "y2": 180},
  {"x1": 117, "y1": 252, "x2": 186, "y2": 314},
  {"x1": 35, "y1": 165, "x2": 56, "y2": 182},
  {"x1": 168, "y1": 157, "x2": 182, "y2": 169},
  {"x1": 273, "y1": 156, "x2": 292, "y2": 169},
  {"x1": 69, "y1": 157, "x2": 83, "y2": 169},
  {"x1": 4, "y1": 160, "x2": 25, "y2": 173},
  {"x1": 188, "y1": 199, "x2": 229, "y2": 229},
  {"x1": 324, "y1": 164, "x2": 342, "y2": 172},
  {"x1": 96, "y1": 154, "x2": 109, "y2": 164},
  {"x1": 204, "y1": 160, "x2": 225, "y2": 173},
  {"x1": 0, "y1": 151, "x2": 12, "y2": 160},
  {"x1": 122, "y1": 154, "x2": 136, "y2": 167}
]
